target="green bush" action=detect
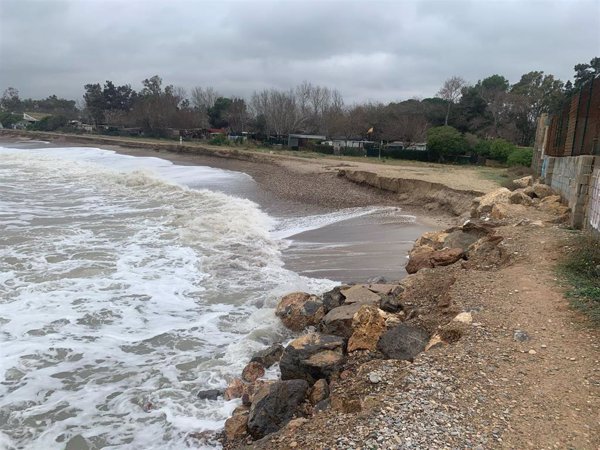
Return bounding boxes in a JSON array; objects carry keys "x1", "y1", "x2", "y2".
[
  {"x1": 314, "y1": 144, "x2": 335, "y2": 154},
  {"x1": 507, "y1": 147, "x2": 533, "y2": 167},
  {"x1": 339, "y1": 147, "x2": 366, "y2": 157},
  {"x1": 489, "y1": 138, "x2": 516, "y2": 163},
  {"x1": 473, "y1": 140, "x2": 492, "y2": 157},
  {"x1": 427, "y1": 126, "x2": 466, "y2": 161},
  {"x1": 30, "y1": 115, "x2": 68, "y2": 131},
  {"x1": 209, "y1": 134, "x2": 227, "y2": 145}
]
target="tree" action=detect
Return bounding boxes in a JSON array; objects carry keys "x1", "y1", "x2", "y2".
[
  {"x1": 226, "y1": 97, "x2": 248, "y2": 133},
  {"x1": 426, "y1": 125, "x2": 466, "y2": 161},
  {"x1": 208, "y1": 97, "x2": 232, "y2": 128},
  {"x1": 1, "y1": 87, "x2": 22, "y2": 112},
  {"x1": 477, "y1": 75, "x2": 510, "y2": 137},
  {"x1": 437, "y1": 76, "x2": 466, "y2": 126},
  {"x1": 573, "y1": 57, "x2": 600, "y2": 89}
]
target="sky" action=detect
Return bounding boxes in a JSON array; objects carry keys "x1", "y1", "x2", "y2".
[{"x1": 0, "y1": 0, "x2": 599, "y2": 104}]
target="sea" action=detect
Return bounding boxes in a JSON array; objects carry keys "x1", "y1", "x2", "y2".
[{"x1": 0, "y1": 141, "x2": 425, "y2": 449}]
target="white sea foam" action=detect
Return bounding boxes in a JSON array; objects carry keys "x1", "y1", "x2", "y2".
[{"x1": 0, "y1": 146, "x2": 336, "y2": 449}]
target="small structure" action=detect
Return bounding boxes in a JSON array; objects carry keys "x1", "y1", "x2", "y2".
[
  {"x1": 287, "y1": 134, "x2": 326, "y2": 150},
  {"x1": 23, "y1": 112, "x2": 51, "y2": 123},
  {"x1": 386, "y1": 141, "x2": 427, "y2": 151}
]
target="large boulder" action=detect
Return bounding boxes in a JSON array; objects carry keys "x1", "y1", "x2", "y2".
[
  {"x1": 473, "y1": 187, "x2": 512, "y2": 216},
  {"x1": 322, "y1": 286, "x2": 346, "y2": 312},
  {"x1": 250, "y1": 344, "x2": 284, "y2": 368},
  {"x1": 347, "y1": 305, "x2": 387, "y2": 352},
  {"x1": 308, "y1": 379, "x2": 330, "y2": 405},
  {"x1": 340, "y1": 285, "x2": 381, "y2": 305},
  {"x1": 366, "y1": 283, "x2": 404, "y2": 296},
  {"x1": 320, "y1": 302, "x2": 364, "y2": 337},
  {"x1": 241, "y1": 361, "x2": 265, "y2": 383},
  {"x1": 509, "y1": 190, "x2": 533, "y2": 206},
  {"x1": 377, "y1": 324, "x2": 429, "y2": 361},
  {"x1": 512, "y1": 175, "x2": 533, "y2": 189},
  {"x1": 275, "y1": 292, "x2": 325, "y2": 331},
  {"x1": 279, "y1": 333, "x2": 346, "y2": 383},
  {"x1": 538, "y1": 195, "x2": 570, "y2": 216},
  {"x1": 247, "y1": 379, "x2": 309, "y2": 439},
  {"x1": 223, "y1": 414, "x2": 248, "y2": 443},
  {"x1": 532, "y1": 183, "x2": 554, "y2": 199},
  {"x1": 406, "y1": 247, "x2": 464, "y2": 274}
]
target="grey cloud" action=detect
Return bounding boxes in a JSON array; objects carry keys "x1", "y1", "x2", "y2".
[{"x1": 0, "y1": 0, "x2": 598, "y2": 104}]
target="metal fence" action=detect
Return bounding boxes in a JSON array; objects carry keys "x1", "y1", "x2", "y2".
[{"x1": 545, "y1": 77, "x2": 600, "y2": 157}]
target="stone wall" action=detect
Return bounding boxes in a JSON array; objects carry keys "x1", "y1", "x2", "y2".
[{"x1": 542, "y1": 155, "x2": 600, "y2": 230}]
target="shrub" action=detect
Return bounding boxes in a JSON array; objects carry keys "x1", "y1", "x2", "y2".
[
  {"x1": 488, "y1": 138, "x2": 516, "y2": 163},
  {"x1": 209, "y1": 134, "x2": 227, "y2": 145},
  {"x1": 473, "y1": 140, "x2": 491, "y2": 157},
  {"x1": 507, "y1": 147, "x2": 533, "y2": 167},
  {"x1": 314, "y1": 144, "x2": 334, "y2": 155},
  {"x1": 30, "y1": 115, "x2": 68, "y2": 131},
  {"x1": 381, "y1": 147, "x2": 429, "y2": 161},
  {"x1": 426, "y1": 126, "x2": 466, "y2": 161}
]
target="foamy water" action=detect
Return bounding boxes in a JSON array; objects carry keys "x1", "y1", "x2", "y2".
[{"x1": 0, "y1": 145, "x2": 418, "y2": 449}]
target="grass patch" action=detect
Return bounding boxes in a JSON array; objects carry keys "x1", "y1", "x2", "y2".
[{"x1": 558, "y1": 232, "x2": 600, "y2": 325}]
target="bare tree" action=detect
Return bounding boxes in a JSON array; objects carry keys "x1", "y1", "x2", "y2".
[
  {"x1": 437, "y1": 76, "x2": 466, "y2": 126},
  {"x1": 191, "y1": 86, "x2": 219, "y2": 128}
]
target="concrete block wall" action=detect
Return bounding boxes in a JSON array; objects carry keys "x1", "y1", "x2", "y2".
[
  {"x1": 589, "y1": 167, "x2": 600, "y2": 233},
  {"x1": 543, "y1": 155, "x2": 599, "y2": 229}
]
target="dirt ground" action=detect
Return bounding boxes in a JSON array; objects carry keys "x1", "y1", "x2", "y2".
[{"x1": 238, "y1": 205, "x2": 600, "y2": 450}]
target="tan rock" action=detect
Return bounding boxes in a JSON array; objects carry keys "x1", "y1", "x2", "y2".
[
  {"x1": 491, "y1": 203, "x2": 528, "y2": 220},
  {"x1": 340, "y1": 285, "x2": 381, "y2": 305},
  {"x1": 405, "y1": 247, "x2": 464, "y2": 274},
  {"x1": 476, "y1": 187, "x2": 512, "y2": 215},
  {"x1": 224, "y1": 378, "x2": 244, "y2": 400},
  {"x1": 275, "y1": 292, "x2": 325, "y2": 332},
  {"x1": 241, "y1": 361, "x2": 265, "y2": 383},
  {"x1": 347, "y1": 305, "x2": 387, "y2": 352},
  {"x1": 453, "y1": 312, "x2": 473, "y2": 324},
  {"x1": 512, "y1": 175, "x2": 533, "y2": 188},
  {"x1": 308, "y1": 379, "x2": 330, "y2": 405},
  {"x1": 224, "y1": 414, "x2": 248, "y2": 443},
  {"x1": 532, "y1": 183, "x2": 554, "y2": 199},
  {"x1": 509, "y1": 190, "x2": 533, "y2": 206},
  {"x1": 425, "y1": 333, "x2": 446, "y2": 351},
  {"x1": 414, "y1": 230, "x2": 449, "y2": 250}
]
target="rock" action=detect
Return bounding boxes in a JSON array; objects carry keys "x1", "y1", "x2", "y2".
[
  {"x1": 414, "y1": 230, "x2": 449, "y2": 249},
  {"x1": 196, "y1": 389, "x2": 222, "y2": 400},
  {"x1": 539, "y1": 195, "x2": 570, "y2": 216},
  {"x1": 425, "y1": 333, "x2": 446, "y2": 351},
  {"x1": 242, "y1": 361, "x2": 265, "y2": 383},
  {"x1": 250, "y1": 344, "x2": 284, "y2": 368},
  {"x1": 513, "y1": 175, "x2": 533, "y2": 188},
  {"x1": 474, "y1": 187, "x2": 512, "y2": 216},
  {"x1": 523, "y1": 185, "x2": 536, "y2": 197},
  {"x1": 367, "y1": 283, "x2": 404, "y2": 296},
  {"x1": 224, "y1": 414, "x2": 248, "y2": 443},
  {"x1": 379, "y1": 294, "x2": 403, "y2": 313},
  {"x1": 528, "y1": 349, "x2": 537, "y2": 355},
  {"x1": 65, "y1": 435, "x2": 90, "y2": 450},
  {"x1": 232, "y1": 405, "x2": 250, "y2": 416},
  {"x1": 275, "y1": 292, "x2": 325, "y2": 331},
  {"x1": 465, "y1": 234, "x2": 507, "y2": 269},
  {"x1": 367, "y1": 276, "x2": 387, "y2": 283},
  {"x1": 513, "y1": 330, "x2": 530, "y2": 342},
  {"x1": 224, "y1": 378, "x2": 245, "y2": 400},
  {"x1": 322, "y1": 286, "x2": 346, "y2": 312},
  {"x1": 368, "y1": 373, "x2": 381, "y2": 384},
  {"x1": 452, "y1": 312, "x2": 473, "y2": 324},
  {"x1": 377, "y1": 324, "x2": 429, "y2": 361},
  {"x1": 314, "y1": 398, "x2": 330, "y2": 412},
  {"x1": 280, "y1": 333, "x2": 346, "y2": 383},
  {"x1": 347, "y1": 305, "x2": 387, "y2": 352},
  {"x1": 308, "y1": 379, "x2": 330, "y2": 405},
  {"x1": 247, "y1": 379, "x2": 309, "y2": 439},
  {"x1": 340, "y1": 285, "x2": 381, "y2": 305},
  {"x1": 443, "y1": 227, "x2": 488, "y2": 252},
  {"x1": 406, "y1": 247, "x2": 464, "y2": 274},
  {"x1": 532, "y1": 183, "x2": 554, "y2": 199},
  {"x1": 509, "y1": 191, "x2": 533, "y2": 206},
  {"x1": 320, "y1": 302, "x2": 364, "y2": 337}
]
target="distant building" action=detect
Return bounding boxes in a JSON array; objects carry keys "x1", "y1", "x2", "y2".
[
  {"x1": 386, "y1": 141, "x2": 427, "y2": 151},
  {"x1": 23, "y1": 112, "x2": 51, "y2": 123},
  {"x1": 69, "y1": 120, "x2": 94, "y2": 132},
  {"x1": 287, "y1": 133, "x2": 326, "y2": 150}
]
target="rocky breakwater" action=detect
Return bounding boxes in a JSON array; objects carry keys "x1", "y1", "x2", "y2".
[{"x1": 215, "y1": 176, "x2": 567, "y2": 449}]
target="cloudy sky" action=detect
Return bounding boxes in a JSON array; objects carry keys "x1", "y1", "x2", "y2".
[{"x1": 1, "y1": 0, "x2": 598, "y2": 104}]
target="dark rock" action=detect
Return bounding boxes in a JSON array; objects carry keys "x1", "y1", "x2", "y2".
[
  {"x1": 314, "y1": 398, "x2": 330, "y2": 412},
  {"x1": 247, "y1": 379, "x2": 309, "y2": 439},
  {"x1": 275, "y1": 292, "x2": 325, "y2": 331},
  {"x1": 322, "y1": 286, "x2": 345, "y2": 312},
  {"x1": 320, "y1": 302, "x2": 364, "y2": 337},
  {"x1": 280, "y1": 332, "x2": 346, "y2": 384},
  {"x1": 196, "y1": 389, "x2": 222, "y2": 400},
  {"x1": 380, "y1": 294, "x2": 402, "y2": 313},
  {"x1": 340, "y1": 285, "x2": 381, "y2": 305},
  {"x1": 377, "y1": 324, "x2": 429, "y2": 360},
  {"x1": 250, "y1": 344, "x2": 284, "y2": 368}
]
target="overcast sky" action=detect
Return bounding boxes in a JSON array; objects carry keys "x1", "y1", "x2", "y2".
[{"x1": 1, "y1": 0, "x2": 598, "y2": 104}]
